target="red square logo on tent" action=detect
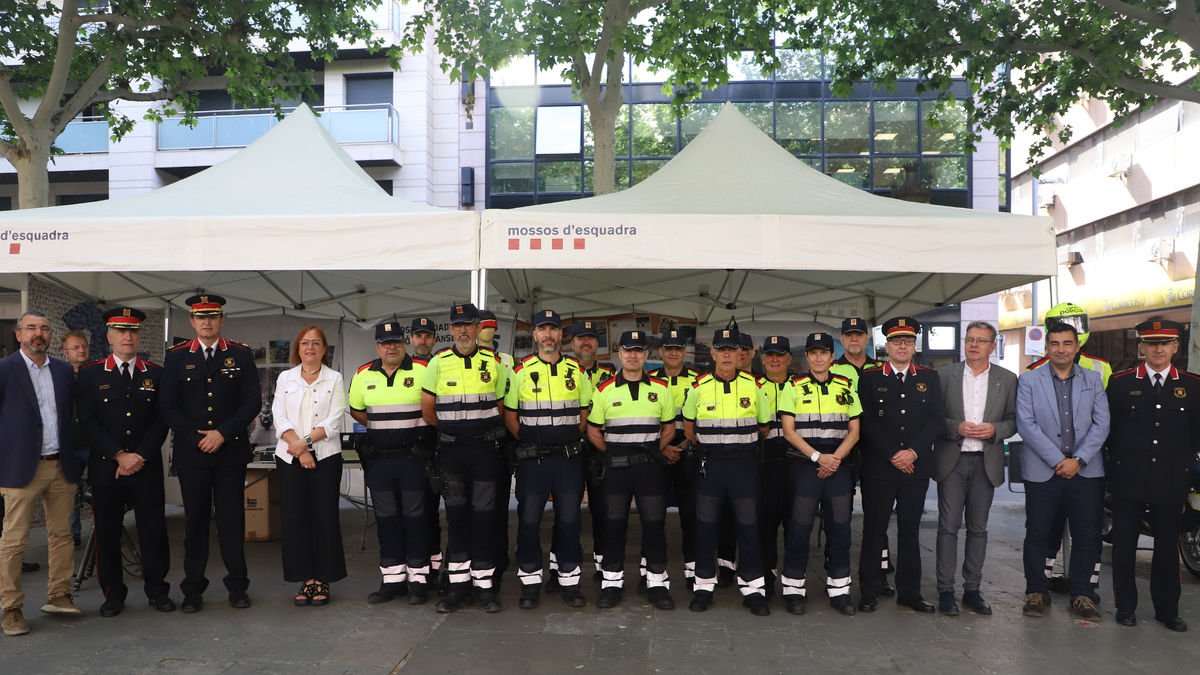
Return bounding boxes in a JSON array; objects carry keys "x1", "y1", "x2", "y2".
[
  {"x1": 508, "y1": 239, "x2": 519, "y2": 250},
  {"x1": 551, "y1": 238, "x2": 563, "y2": 249},
  {"x1": 530, "y1": 239, "x2": 542, "y2": 250},
  {"x1": 8, "y1": 243, "x2": 19, "y2": 255},
  {"x1": 573, "y1": 238, "x2": 586, "y2": 250}
]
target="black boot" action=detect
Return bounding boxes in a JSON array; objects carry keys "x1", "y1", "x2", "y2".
[
  {"x1": 367, "y1": 582, "x2": 406, "y2": 604},
  {"x1": 519, "y1": 585, "x2": 540, "y2": 610}
]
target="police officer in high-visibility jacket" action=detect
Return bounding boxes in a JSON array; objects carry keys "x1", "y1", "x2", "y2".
[
  {"x1": 503, "y1": 309, "x2": 592, "y2": 610},
  {"x1": 714, "y1": 330, "x2": 758, "y2": 588},
  {"x1": 646, "y1": 329, "x2": 701, "y2": 590},
  {"x1": 756, "y1": 335, "x2": 793, "y2": 600},
  {"x1": 348, "y1": 321, "x2": 433, "y2": 605},
  {"x1": 685, "y1": 329, "x2": 773, "y2": 616},
  {"x1": 421, "y1": 303, "x2": 509, "y2": 613},
  {"x1": 779, "y1": 332, "x2": 861, "y2": 616},
  {"x1": 587, "y1": 330, "x2": 676, "y2": 610}
]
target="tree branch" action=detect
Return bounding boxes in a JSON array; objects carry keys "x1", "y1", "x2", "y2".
[
  {"x1": 76, "y1": 12, "x2": 183, "y2": 30},
  {"x1": 1007, "y1": 39, "x2": 1200, "y2": 105},
  {"x1": 0, "y1": 139, "x2": 18, "y2": 165},
  {"x1": 36, "y1": 1, "x2": 82, "y2": 128},
  {"x1": 88, "y1": 84, "x2": 188, "y2": 105},
  {"x1": 54, "y1": 54, "x2": 116, "y2": 136},
  {"x1": 0, "y1": 67, "x2": 35, "y2": 140},
  {"x1": 1091, "y1": 0, "x2": 1170, "y2": 28}
]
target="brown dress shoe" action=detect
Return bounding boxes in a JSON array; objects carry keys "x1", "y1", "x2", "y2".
[{"x1": 41, "y1": 595, "x2": 83, "y2": 616}]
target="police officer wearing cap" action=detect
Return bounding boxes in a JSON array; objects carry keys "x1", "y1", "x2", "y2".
[
  {"x1": 159, "y1": 295, "x2": 260, "y2": 613},
  {"x1": 712, "y1": 330, "x2": 757, "y2": 586},
  {"x1": 779, "y1": 332, "x2": 860, "y2": 616},
  {"x1": 409, "y1": 316, "x2": 438, "y2": 360},
  {"x1": 348, "y1": 321, "x2": 434, "y2": 605},
  {"x1": 756, "y1": 335, "x2": 793, "y2": 600},
  {"x1": 587, "y1": 330, "x2": 676, "y2": 610},
  {"x1": 1108, "y1": 319, "x2": 1199, "y2": 632},
  {"x1": 421, "y1": 303, "x2": 509, "y2": 613},
  {"x1": 76, "y1": 308, "x2": 173, "y2": 617},
  {"x1": 684, "y1": 328, "x2": 772, "y2": 616},
  {"x1": 503, "y1": 310, "x2": 592, "y2": 609},
  {"x1": 856, "y1": 317, "x2": 943, "y2": 614},
  {"x1": 407, "y1": 316, "x2": 445, "y2": 592},
  {"x1": 647, "y1": 329, "x2": 702, "y2": 591},
  {"x1": 570, "y1": 319, "x2": 614, "y2": 580}
]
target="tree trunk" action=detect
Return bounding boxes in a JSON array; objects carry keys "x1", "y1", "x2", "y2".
[
  {"x1": 589, "y1": 100, "x2": 619, "y2": 195},
  {"x1": 13, "y1": 137, "x2": 53, "y2": 209}
]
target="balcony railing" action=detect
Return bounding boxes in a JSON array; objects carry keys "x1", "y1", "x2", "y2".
[
  {"x1": 57, "y1": 117, "x2": 109, "y2": 154},
  {"x1": 157, "y1": 104, "x2": 401, "y2": 151}
]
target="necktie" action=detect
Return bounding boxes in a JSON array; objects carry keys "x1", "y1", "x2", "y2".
[
  {"x1": 896, "y1": 371, "x2": 905, "y2": 385},
  {"x1": 205, "y1": 346, "x2": 214, "y2": 362},
  {"x1": 1154, "y1": 373, "x2": 1163, "y2": 392},
  {"x1": 120, "y1": 362, "x2": 131, "y2": 382}
]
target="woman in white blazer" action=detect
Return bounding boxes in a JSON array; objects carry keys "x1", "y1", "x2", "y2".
[{"x1": 272, "y1": 326, "x2": 347, "y2": 606}]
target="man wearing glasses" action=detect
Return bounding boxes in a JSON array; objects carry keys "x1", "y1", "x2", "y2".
[{"x1": 932, "y1": 321, "x2": 1016, "y2": 616}]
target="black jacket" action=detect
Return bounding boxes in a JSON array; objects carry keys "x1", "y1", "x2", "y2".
[{"x1": 858, "y1": 362, "x2": 944, "y2": 481}]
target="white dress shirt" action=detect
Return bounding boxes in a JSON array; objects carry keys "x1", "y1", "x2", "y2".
[
  {"x1": 272, "y1": 364, "x2": 346, "y2": 463},
  {"x1": 20, "y1": 350, "x2": 60, "y2": 456},
  {"x1": 961, "y1": 362, "x2": 990, "y2": 453}
]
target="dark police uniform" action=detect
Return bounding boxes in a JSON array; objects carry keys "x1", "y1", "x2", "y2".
[
  {"x1": 348, "y1": 322, "x2": 433, "y2": 603},
  {"x1": 159, "y1": 295, "x2": 260, "y2": 609},
  {"x1": 778, "y1": 333, "x2": 861, "y2": 616},
  {"x1": 856, "y1": 317, "x2": 943, "y2": 612},
  {"x1": 647, "y1": 329, "x2": 701, "y2": 589},
  {"x1": 573, "y1": 320, "x2": 615, "y2": 576},
  {"x1": 755, "y1": 335, "x2": 792, "y2": 600},
  {"x1": 686, "y1": 329, "x2": 772, "y2": 615},
  {"x1": 714, "y1": 331, "x2": 758, "y2": 585},
  {"x1": 75, "y1": 308, "x2": 172, "y2": 614},
  {"x1": 1108, "y1": 320, "x2": 1200, "y2": 630},
  {"x1": 423, "y1": 303, "x2": 509, "y2": 612},
  {"x1": 589, "y1": 331, "x2": 675, "y2": 608},
  {"x1": 505, "y1": 310, "x2": 592, "y2": 608}
]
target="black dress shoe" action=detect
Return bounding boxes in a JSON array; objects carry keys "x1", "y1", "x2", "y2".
[
  {"x1": 646, "y1": 587, "x2": 675, "y2": 610},
  {"x1": 99, "y1": 599, "x2": 124, "y2": 618},
  {"x1": 689, "y1": 590, "x2": 714, "y2": 612},
  {"x1": 367, "y1": 582, "x2": 406, "y2": 604},
  {"x1": 743, "y1": 594, "x2": 770, "y2": 616},
  {"x1": 938, "y1": 591, "x2": 960, "y2": 616},
  {"x1": 149, "y1": 596, "x2": 176, "y2": 613},
  {"x1": 1158, "y1": 616, "x2": 1188, "y2": 632},
  {"x1": 20, "y1": 561, "x2": 39, "y2": 574},
  {"x1": 1115, "y1": 611, "x2": 1137, "y2": 627},
  {"x1": 898, "y1": 597, "x2": 936, "y2": 614},
  {"x1": 518, "y1": 586, "x2": 540, "y2": 610},
  {"x1": 180, "y1": 595, "x2": 203, "y2": 614},
  {"x1": 561, "y1": 587, "x2": 587, "y2": 608},
  {"x1": 596, "y1": 588, "x2": 622, "y2": 609},
  {"x1": 831, "y1": 596, "x2": 856, "y2": 616},
  {"x1": 228, "y1": 592, "x2": 251, "y2": 609},
  {"x1": 785, "y1": 597, "x2": 807, "y2": 615},
  {"x1": 962, "y1": 591, "x2": 992, "y2": 615},
  {"x1": 858, "y1": 598, "x2": 878, "y2": 613},
  {"x1": 435, "y1": 590, "x2": 467, "y2": 614},
  {"x1": 476, "y1": 590, "x2": 502, "y2": 613},
  {"x1": 879, "y1": 583, "x2": 896, "y2": 598}
]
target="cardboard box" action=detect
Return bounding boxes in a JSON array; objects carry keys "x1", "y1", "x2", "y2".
[{"x1": 244, "y1": 468, "x2": 281, "y2": 542}]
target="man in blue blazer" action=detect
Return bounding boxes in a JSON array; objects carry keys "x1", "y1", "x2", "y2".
[
  {"x1": 1016, "y1": 322, "x2": 1109, "y2": 622},
  {"x1": 0, "y1": 311, "x2": 84, "y2": 637}
]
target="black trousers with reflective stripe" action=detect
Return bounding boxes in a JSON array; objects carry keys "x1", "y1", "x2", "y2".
[
  {"x1": 516, "y1": 455, "x2": 584, "y2": 577},
  {"x1": 758, "y1": 456, "x2": 789, "y2": 579},
  {"x1": 601, "y1": 462, "x2": 668, "y2": 579},
  {"x1": 695, "y1": 457, "x2": 764, "y2": 589},
  {"x1": 438, "y1": 441, "x2": 501, "y2": 580},
  {"x1": 363, "y1": 454, "x2": 429, "y2": 574}
]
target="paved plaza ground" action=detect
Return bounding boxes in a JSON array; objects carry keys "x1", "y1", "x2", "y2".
[{"x1": 5, "y1": 485, "x2": 1200, "y2": 674}]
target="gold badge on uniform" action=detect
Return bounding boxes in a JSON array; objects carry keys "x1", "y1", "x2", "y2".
[
  {"x1": 565, "y1": 378, "x2": 576, "y2": 391},
  {"x1": 739, "y1": 396, "x2": 751, "y2": 409},
  {"x1": 224, "y1": 357, "x2": 235, "y2": 367},
  {"x1": 403, "y1": 377, "x2": 414, "y2": 387},
  {"x1": 648, "y1": 392, "x2": 658, "y2": 402},
  {"x1": 1176, "y1": 387, "x2": 1187, "y2": 399},
  {"x1": 916, "y1": 382, "x2": 927, "y2": 392},
  {"x1": 142, "y1": 378, "x2": 154, "y2": 389},
  {"x1": 836, "y1": 394, "x2": 847, "y2": 405},
  {"x1": 480, "y1": 370, "x2": 492, "y2": 383}
]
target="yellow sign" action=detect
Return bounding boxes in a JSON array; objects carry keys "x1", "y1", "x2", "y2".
[{"x1": 999, "y1": 278, "x2": 1195, "y2": 330}]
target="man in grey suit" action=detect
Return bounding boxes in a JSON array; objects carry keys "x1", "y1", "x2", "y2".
[
  {"x1": 1016, "y1": 323, "x2": 1109, "y2": 621},
  {"x1": 934, "y1": 321, "x2": 1016, "y2": 617}
]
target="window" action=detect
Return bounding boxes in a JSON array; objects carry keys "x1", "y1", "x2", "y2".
[
  {"x1": 824, "y1": 101, "x2": 870, "y2": 155},
  {"x1": 535, "y1": 107, "x2": 582, "y2": 156},
  {"x1": 873, "y1": 101, "x2": 918, "y2": 155},
  {"x1": 491, "y1": 107, "x2": 535, "y2": 160},
  {"x1": 776, "y1": 101, "x2": 820, "y2": 155},
  {"x1": 631, "y1": 104, "x2": 676, "y2": 157},
  {"x1": 345, "y1": 73, "x2": 392, "y2": 107}
]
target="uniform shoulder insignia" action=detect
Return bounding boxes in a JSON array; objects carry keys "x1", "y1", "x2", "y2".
[
  {"x1": 596, "y1": 377, "x2": 617, "y2": 392},
  {"x1": 512, "y1": 361, "x2": 525, "y2": 373},
  {"x1": 356, "y1": 360, "x2": 375, "y2": 374},
  {"x1": 1026, "y1": 356, "x2": 1049, "y2": 371},
  {"x1": 411, "y1": 357, "x2": 429, "y2": 367},
  {"x1": 647, "y1": 376, "x2": 668, "y2": 387},
  {"x1": 861, "y1": 362, "x2": 883, "y2": 371},
  {"x1": 521, "y1": 353, "x2": 539, "y2": 364},
  {"x1": 599, "y1": 363, "x2": 615, "y2": 373},
  {"x1": 1181, "y1": 371, "x2": 1200, "y2": 381},
  {"x1": 831, "y1": 373, "x2": 852, "y2": 385},
  {"x1": 1084, "y1": 352, "x2": 1110, "y2": 364},
  {"x1": 914, "y1": 364, "x2": 934, "y2": 372},
  {"x1": 756, "y1": 376, "x2": 766, "y2": 388},
  {"x1": 169, "y1": 341, "x2": 191, "y2": 352},
  {"x1": 693, "y1": 373, "x2": 713, "y2": 387},
  {"x1": 80, "y1": 359, "x2": 105, "y2": 369},
  {"x1": 1110, "y1": 368, "x2": 1136, "y2": 379},
  {"x1": 563, "y1": 355, "x2": 582, "y2": 367},
  {"x1": 227, "y1": 340, "x2": 252, "y2": 350},
  {"x1": 141, "y1": 359, "x2": 161, "y2": 369},
  {"x1": 434, "y1": 346, "x2": 454, "y2": 356},
  {"x1": 792, "y1": 374, "x2": 812, "y2": 385}
]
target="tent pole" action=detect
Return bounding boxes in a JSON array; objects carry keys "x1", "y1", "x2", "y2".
[
  {"x1": 470, "y1": 269, "x2": 480, "y2": 306},
  {"x1": 477, "y1": 269, "x2": 489, "y2": 309}
]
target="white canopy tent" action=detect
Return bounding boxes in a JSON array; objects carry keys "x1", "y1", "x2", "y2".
[
  {"x1": 0, "y1": 105, "x2": 478, "y2": 321},
  {"x1": 480, "y1": 104, "x2": 1056, "y2": 327}
]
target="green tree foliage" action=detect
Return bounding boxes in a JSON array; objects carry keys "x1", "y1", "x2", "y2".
[
  {"x1": 0, "y1": 0, "x2": 383, "y2": 208},
  {"x1": 404, "y1": 0, "x2": 790, "y2": 195}
]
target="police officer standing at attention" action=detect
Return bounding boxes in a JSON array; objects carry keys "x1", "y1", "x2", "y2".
[
  {"x1": 714, "y1": 330, "x2": 758, "y2": 587},
  {"x1": 587, "y1": 331, "x2": 676, "y2": 610},
  {"x1": 1108, "y1": 319, "x2": 1199, "y2": 632},
  {"x1": 856, "y1": 317, "x2": 943, "y2": 614},
  {"x1": 571, "y1": 320, "x2": 614, "y2": 581},
  {"x1": 685, "y1": 328, "x2": 772, "y2": 616},
  {"x1": 648, "y1": 329, "x2": 701, "y2": 591},
  {"x1": 159, "y1": 295, "x2": 261, "y2": 613},
  {"x1": 421, "y1": 303, "x2": 508, "y2": 613},
  {"x1": 756, "y1": 335, "x2": 794, "y2": 601},
  {"x1": 76, "y1": 308, "x2": 173, "y2": 617},
  {"x1": 504, "y1": 310, "x2": 591, "y2": 609},
  {"x1": 348, "y1": 321, "x2": 433, "y2": 605},
  {"x1": 408, "y1": 317, "x2": 445, "y2": 593},
  {"x1": 779, "y1": 332, "x2": 860, "y2": 616}
]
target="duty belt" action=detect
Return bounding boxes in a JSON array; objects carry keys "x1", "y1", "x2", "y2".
[
  {"x1": 603, "y1": 445, "x2": 663, "y2": 470},
  {"x1": 360, "y1": 442, "x2": 430, "y2": 459},
  {"x1": 437, "y1": 427, "x2": 505, "y2": 447},
  {"x1": 514, "y1": 441, "x2": 583, "y2": 461}
]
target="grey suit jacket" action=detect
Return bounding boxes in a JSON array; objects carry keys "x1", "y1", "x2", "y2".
[
  {"x1": 1015, "y1": 364, "x2": 1109, "y2": 482},
  {"x1": 934, "y1": 361, "x2": 1018, "y2": 487}
]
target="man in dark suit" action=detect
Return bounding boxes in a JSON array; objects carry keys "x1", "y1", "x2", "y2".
[
  {"x1": 0, "y1": 311, "x2": 84, "y2": 637},
  {"x1": 857, "y1": 316, "x2": 944, "y2": 614},
  {"x1": 159, "y1": 295, "x2": 261, "y2": 613},
  {"x1": 934, "y1": 321, "x2": 1017, "y2": 617},
  {"x1": 1108, "y1": 319, "x2": 1200, "y2": 632},
  {"x1": 1016, "y1": 322, "x2": 1108, "y2": 621},
  {"x1": 76, "y1": 308, "x2": 173, "y2": 618}
]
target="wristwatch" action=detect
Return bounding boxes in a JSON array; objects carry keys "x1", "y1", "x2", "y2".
[
  {"x1": 304, "y1": 434, "x2": 314, "y2": 449},
  {"x1": 810, "y1": 450, "x2": 822, "y2": 464}
]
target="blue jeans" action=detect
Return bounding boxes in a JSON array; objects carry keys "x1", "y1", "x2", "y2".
[{"x1": 1023, "y1": 475, "x2": 1103, "y2": 601}]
